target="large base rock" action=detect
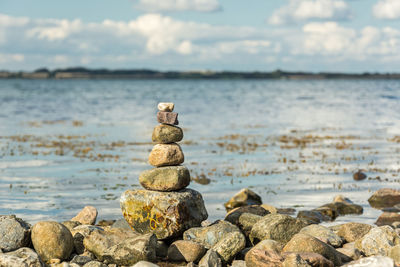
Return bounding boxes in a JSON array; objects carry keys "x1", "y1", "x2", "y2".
[{"x1": 121, "y1": 188, "x2": 208, "y2": 239}]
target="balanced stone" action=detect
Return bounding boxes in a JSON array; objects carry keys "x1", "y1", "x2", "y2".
[
  {"x1": 139, "y1": 166, "x2": 190, "y2": 191},
  {"x1": 120, "y1": 188, "x2": 208, "y2": 239},
  {"x1": 157, "y1": 112, "x2": 179, "y2": 125},
  {"x1": 152, "y1": 124, "x2": 183, "y2": 144},
  {"x1": 158, "y1": 102, "x2": 174, "y2": 112},
  {"x1": 148, "y1": 143, "x2": 184, "y2": 167}
]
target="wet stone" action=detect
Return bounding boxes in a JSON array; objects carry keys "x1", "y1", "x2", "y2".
[
  {"x1": 224, "y1": 188, "x2": 262, "y2": 211},
  {"x1": 139, "y1": 166, "x2": 190, "y2": 192},
  {"x1": 368, "y1": 188, "x2": 400, "y2": 209},
  {"x1": 121, "y1": 188, "x2": 208, "y2": 239},
  {"x1": 148, "y1": 144, "x2": 184, "y2": 167},
  {"x1": 353, "y1": 170, "x2": 367, "y2": 181},
  {"x1": 152, "y1": 124, "x2": 183, "y2": 144},
  {"x1": 157, "y1": 111, "x2": 179, "y2": 125}
]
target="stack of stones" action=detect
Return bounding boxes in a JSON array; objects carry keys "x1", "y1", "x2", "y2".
[{"x1": 120, "y1": 102, "x2": 208, "y2": 240}]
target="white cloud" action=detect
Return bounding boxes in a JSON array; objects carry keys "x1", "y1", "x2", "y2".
[
  {"x1": 269, "y1": 0, "x2": 352, "y2": 25},
  {"x1": 373, "y1": 0, "x2": 400, "y2": 20},
  {"x1": 137, "y1": 0, "x2": 221, "y2": 12},
  {"x1": 293, "y1": 22, "x2": 400, "y2": 61}
]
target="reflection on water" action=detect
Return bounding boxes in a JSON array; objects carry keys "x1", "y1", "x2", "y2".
[{"x1": 0, "y1": 79, "x2": 400, "y2": 225}]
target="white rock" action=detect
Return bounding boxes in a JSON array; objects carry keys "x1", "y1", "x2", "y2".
[
  {"x1": 157, "y1": 102, "x2": 174, "y2": 112},
  {"x1": 343, "y1": 256, "x2": 394, "y2": 267}
]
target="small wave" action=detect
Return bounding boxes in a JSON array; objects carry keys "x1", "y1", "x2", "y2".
[{"x1": 0, "y1": 160, "x2": 51, "y2": 169}]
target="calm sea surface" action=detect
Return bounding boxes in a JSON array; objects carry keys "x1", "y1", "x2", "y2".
[{"x1": 0, "y1": 79, "x2": 400, "y2": 225}]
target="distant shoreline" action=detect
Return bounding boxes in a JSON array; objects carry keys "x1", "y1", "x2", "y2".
[{"x1": 1, "y1": 67, "x2": 400, "y2": 80}]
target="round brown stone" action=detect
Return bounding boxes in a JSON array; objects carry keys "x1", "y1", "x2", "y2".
[{"x1": 148, "y1": 144, "x2": 184, "y2": 167}]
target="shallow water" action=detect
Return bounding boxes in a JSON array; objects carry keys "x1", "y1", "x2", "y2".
[{"x1": 0, "y1": 79, "x2": 400, "y2": 225}]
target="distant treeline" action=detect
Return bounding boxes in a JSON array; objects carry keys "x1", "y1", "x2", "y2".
[{"x1": 1, "y1": 67, "x2": 400, "y2": 80}]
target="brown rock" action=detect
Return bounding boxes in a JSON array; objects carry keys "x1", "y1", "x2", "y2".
[
  {"x1": 282, "y1": 233, "x2": 350, "y2": 266},
  {"x1": 31, "y1": 221, "x2": 74, "y2": 263},
  {"x1": 353, "y1": 170, "x2": 367, "y2": 181},
  {"x1": 245, "y1": 249, "x2": 283, "y2": 267},
  {"x1": 139, "y1": 166, "x2": 190, "y2": 192},
  {"x1": 148, "y1": 144, "x2": 184, "y2": 167},
  {"x1": 368, "y1": 188, "x2": 400, "y2": 209},
  {"x1": 337, "y1": 222, "x2": 372, "y2": 243},
  {"x1": 297, "y1": 210, "x2": 331, "y2": 224},
  {"x1": 224, "y1": 188, "x2": 262, "y2": 211},
  {"x1": 72, "y1": 206, "x2": 98, "y2": 225},
  {"x1": 376, "y1": 212, "x2": 400, "y2": 226},
  {"x1": 168, "y1": 240, "x2": 206, "y2": 263},
  {"x1": 152, "y1": 124, "x2": 183, "y2": 144},
  {"x1": 157, "y1": 112, "x2": 179, "y2": 125},
  {"x1": 337, "y1": 242, "x2": 362, "y2": 260},
  {"x1": 282, "y1": 252, "x2": 334, "y2": 267}
]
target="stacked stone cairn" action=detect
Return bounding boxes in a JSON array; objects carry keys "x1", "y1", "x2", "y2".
[{"x1": 120, "y1": 102, "x2": 208, "y2": 240}]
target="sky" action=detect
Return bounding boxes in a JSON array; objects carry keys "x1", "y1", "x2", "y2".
[{"x1": 1, "y1": 0, "x2": 400, "y2": 72}]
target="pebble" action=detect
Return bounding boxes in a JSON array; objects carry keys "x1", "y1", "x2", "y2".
[
  {"x1": 353, "y1": 170, "x2": 367, "y2": 181},
  {"x1": 148, "y1": 143, "x2": 184, "y2": 167},
  {"x1": 71, "y1": 206, "x2": 98, "y2": 225},
  {"x1": 139, "y1": 166, "x2": 190, "y2": 192},
  {"x1": 249, "y1": 214, "x2": 309, "y2": 244},
  {"x1": 0, "y1": 215, "x2": 31, "y2": 252},
  {"x1": 152, "y1": 124, "x2": 183, "y2": 144},
  {"x1": 157, "y1": 102, "x2": 174, "y2": 112},
  {"x1": 157, "y1": 112, "x2": 179, "y2": 125},
  {"x1": 31, "y1": 221, "x2": 74, "y2": 263},
  {"x1": 368, "y1": 188, "x2": 400, "y2": 209},
  {"x1": 167, "y1": 240, "x2": 206, "y2": 263},
  {"x1": 121, "y1": 188, "x2": 208, "y2": 239},
  {"x1": 224, "y1": 188, "x2": 262, "y2": 211}
]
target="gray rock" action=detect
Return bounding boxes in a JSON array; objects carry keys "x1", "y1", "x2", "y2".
[
  {"x1": 249, "y1": 214, "x2": 309, "y2": 244},
  {"x1": 213, "y1": 231, "x2": 246, "y2": 263},
  {"x1": 132, "y1": 261, "x2": 160, "y2": 267},
  {"x1": 0, "y1": 247, "x2": 43, "y2": 267},
  {"x1": 121, "y1": 188, "x2": 208, "y2": 240},
  {"x1": 102, "y1": 233, "x2": 157, "y2": 266},
  {"x1": 337, "y1": 242, "x2": 362, "y2": 260},
  {"x1": 111, "y1": 218, "x2": 131, "y2": 230},
  {"x1": 183, "y1": 220, "x2": 241, "y2": 249},
  {"x1": 198, "y1": 250, "x2": 222, "y2": 267},
  {"x1": 83, "y1": 228, "x2": 139, "y2": 261},
  {"x1": 157, "y1": 111, "x2": 179, "y2": 125},
  {"x1": 299, "y1": 224, "x2": 343, "y2": 247},
  {"x1": 355, "y1": 225, "x2": 400, "y2": 256},
  {"x1": 343, "y1": 256, "x2": 394, "y2": 267},
  {"x1": 224, "y1": 188, "x2": 262, "y2": 211},
  {"x1": 0, "y1": 215, "x2": 31, "y2": 252},
  {"x1": 282, "y1": 233, "x2": 350, "y2": 266},
  {"x1": 152, "y1": 124, "x2": 183, "y2": 144},
  {"x1": 82, "y1": 261, "x2": 107, "y2": 267},
  {"x1": 168, "y1": 240, "x2": 206, "y2": 263},
  {"x1": 297, "y1": 210, "x2": 330, "y2": 224},
  {"x1": 337, "y1": 222, "x2": 373, "y2": 243},
  {"x1": 31, "y1": 221, "x2": 74, "y2": 263},
  {"x1": 139, "y1": 166, "x2": 190, "y2": 192},
  {"x1": 368, "y1": 188, "x2": 400, "y2": 209},
  {"x1": 231, "y1": 260, "x2": 246, "y2": 267},
  {"x1": 70, "y1": 255, "x2": 92, "y2": 265}
]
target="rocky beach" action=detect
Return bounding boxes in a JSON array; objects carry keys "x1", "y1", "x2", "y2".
[{"x1": 2, "y1": 101, "x2": 400, "y2": 267}]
